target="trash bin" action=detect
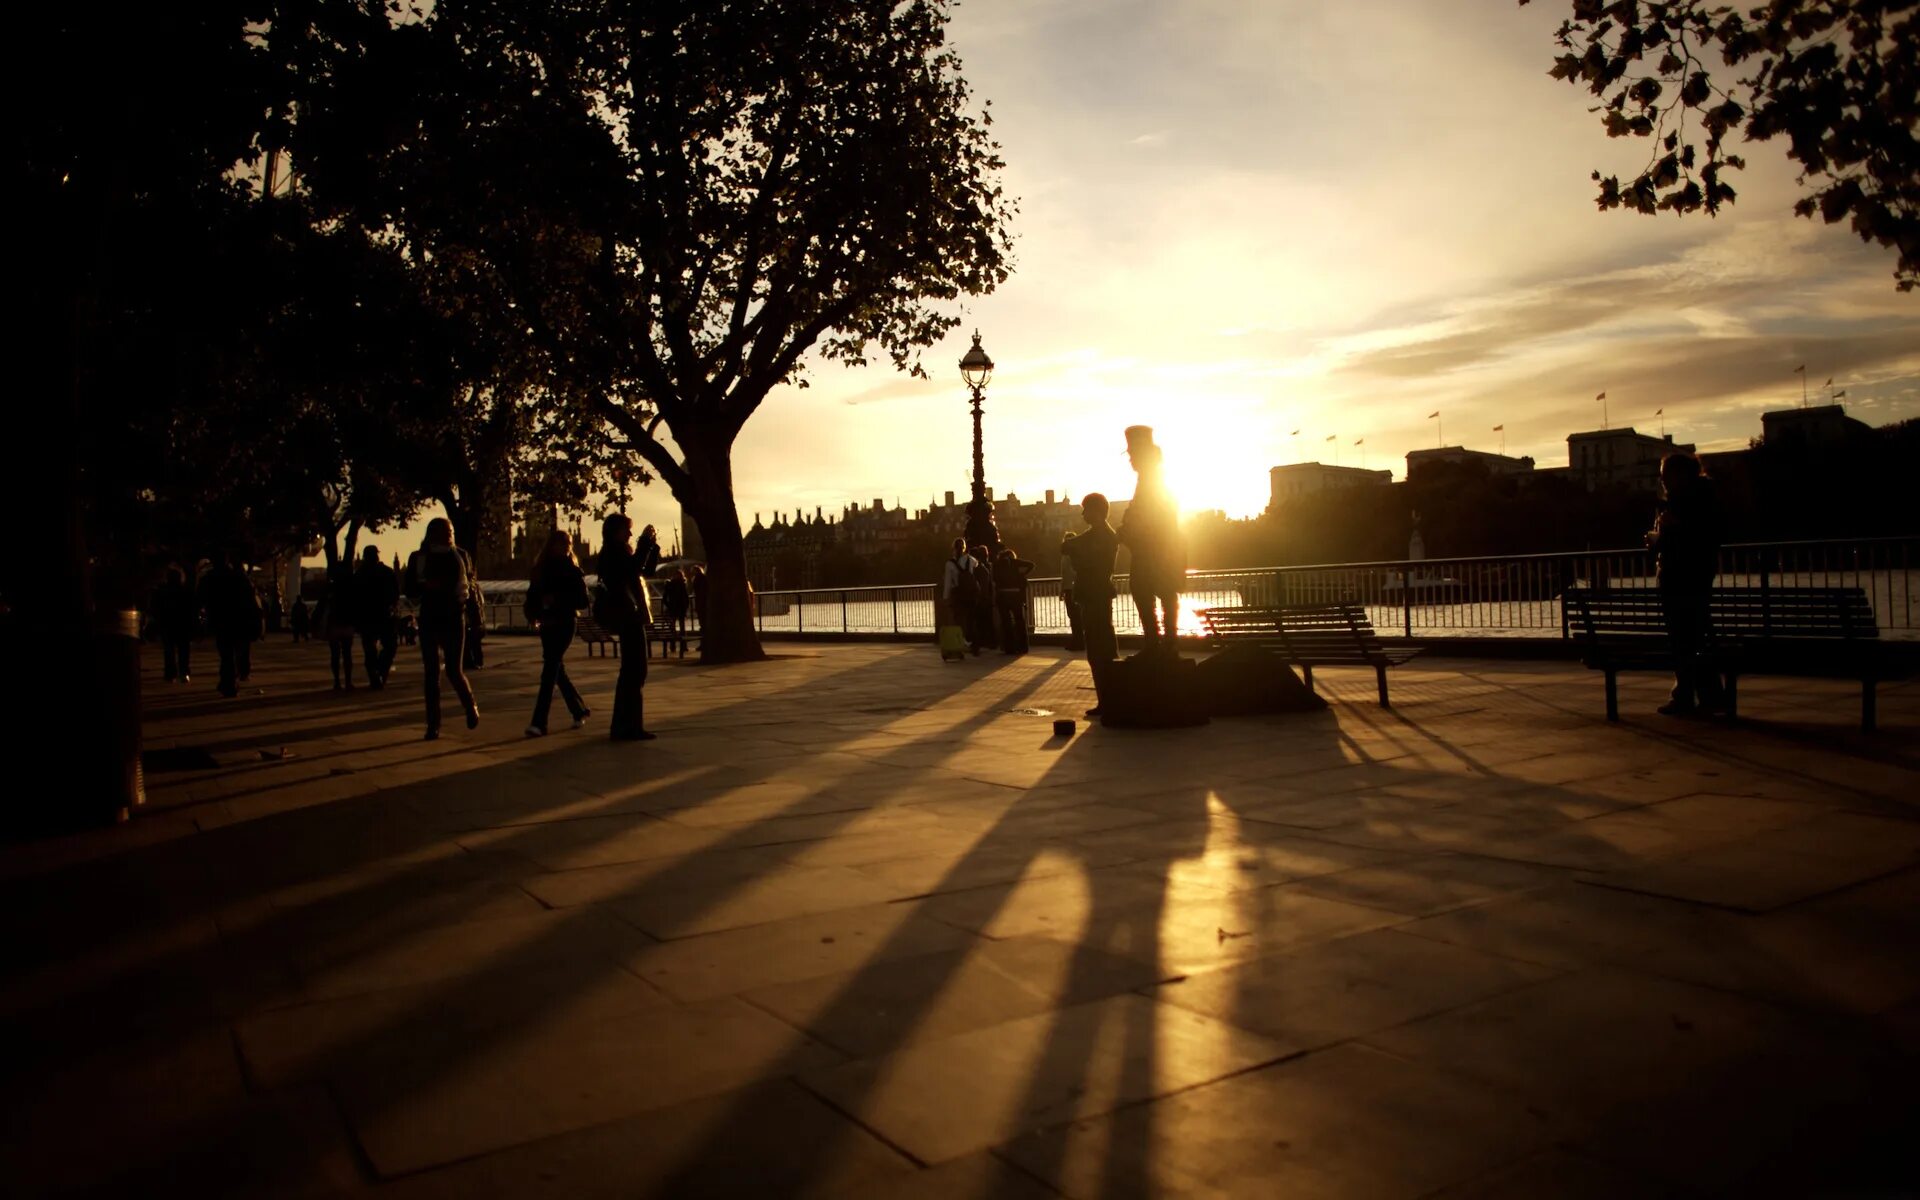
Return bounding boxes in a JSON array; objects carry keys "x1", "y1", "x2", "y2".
[{"x1": 90, "y1": 608, "x2": 145, "y2": 824}]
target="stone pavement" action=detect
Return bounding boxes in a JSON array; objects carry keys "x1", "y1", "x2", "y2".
[{"x1": 3, "y1": 637, "x2": 1918, "y2": 1197}]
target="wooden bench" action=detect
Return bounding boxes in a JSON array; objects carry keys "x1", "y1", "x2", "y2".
[
  {"x1": 576, "y1": 616, "x2": 621, "y2": 658},
  {"x1": 1562, "y1": 586, "x2": 1898, "y2": 731},
  {"x1": 1199, "y1": 603, "x2": 1423, "y2": 707},
  {"x1": 645, "y1": 623, "x2": 701, "y2": 659}
]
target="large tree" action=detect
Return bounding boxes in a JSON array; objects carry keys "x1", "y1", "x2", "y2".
[
  {"x1": 1525, "y1": 0, "x2": 1919, "y2": 290},
  {"x1": 284, "y1": 0, "x2": 1015, "y2": 660}
]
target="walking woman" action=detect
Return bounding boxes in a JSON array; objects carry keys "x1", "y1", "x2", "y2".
[
  {"x1": 596, "y1": 514, "x2": 661, "y2": 741},
  {"x1": 403, "y1": 518, "x2": 480, "y2": 740},
  {"x1": 524, "y1": 530, "x2": 592, "y2": 737}
]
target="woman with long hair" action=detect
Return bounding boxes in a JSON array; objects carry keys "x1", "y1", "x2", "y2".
[
  {"x1": 596, "y1": 514, "x2": 661, "y2": 740},
  {"x1": 524, "y1": 529, "x2": 592, "y2": 736},
  {"x1": 402, "y1": 518, "x2": 480, "y2": 740}
]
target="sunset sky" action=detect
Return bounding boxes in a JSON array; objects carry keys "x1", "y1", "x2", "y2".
[
  {"x1": 686, "y1": 0, "x2": 1920, "y2": 541},
  {"x1": 358, "y1": 0, "x2": 1920, "y2": 562}
]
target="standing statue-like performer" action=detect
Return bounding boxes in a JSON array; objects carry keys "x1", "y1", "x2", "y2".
[{"x1": 1118, "y1": 425, "x2": 1183, "y2": 656}]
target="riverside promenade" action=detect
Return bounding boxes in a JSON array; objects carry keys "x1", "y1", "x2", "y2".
[{"x1": 4, "y1": 638, "x2": 1918, "y2": 1197}]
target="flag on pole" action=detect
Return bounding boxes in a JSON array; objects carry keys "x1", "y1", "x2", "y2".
[
  {"x1": 1834, "y1": 389, "x2": 1847, "y2": 398},
  {"x1": 1427, "y1": 411, "x2": 1439, "y2": 419},
  {"x1": 1492, "y1": 424, "x2": 1504, "y2": 431},
  {"x1": 1354, "y1": 437, "x2": 1364, "y2": 446},
  {"x1": 1324, "y1": 434, "x2": 1335, "y2": 442},
  {"x1": 1794, "y1": 364, "x2": 1805, "y2": 373},
  {"x1": 1595, "y1": 391, "x2": 1606, "y2": 401},
  {"x1": 1823, "y1": 377, "x2": 1832, "y2": 387},
  {"x1": 1289, "y1": 429, "x2": 1300, "y2": 436},
  {"x1": 1654, "y1": 408, "x2": 1662, "y2": 416}
]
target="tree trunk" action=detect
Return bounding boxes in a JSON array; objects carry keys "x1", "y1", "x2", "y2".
[{"x1": 680, "y1": 430, "x2": 766, "y2": 664}]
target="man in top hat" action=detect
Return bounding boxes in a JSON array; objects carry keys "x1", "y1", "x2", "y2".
[{"x1": 1118, "y1": 425, "x2": 1183, "y2": 655}]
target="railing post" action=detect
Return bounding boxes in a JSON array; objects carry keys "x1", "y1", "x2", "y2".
[
  {"x1": 1402, "y1": 575, "x2": 1412, "y2": 638},
  {"x1": 891, "y1": 588, "x2": 899, "y2": 634},
  {"x1": 841, "y1": 591, "x2": 849, "y2": 633},
  {"x1": 797, "y1": 595, "x2": 803, "y2": 633}
]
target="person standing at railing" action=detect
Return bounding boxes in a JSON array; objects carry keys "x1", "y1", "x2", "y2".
[
  {"x1": 969, "y1": 544, "x2": 999, "y2": 652},
  {"x1": 1064, "y1": 493, "x2": 1120, "y2": 716},
  {"x1": 1119, "y1": 425, "x2": 1184, "y2": 656},
  {"x1": 993, "y1": 546, "x2": 1034, "y2": 655},
  {"x1": 662, "y1": 568, "x2": 692, "y2": 652},
  {"x1": 1647, "y1": 451, "x2": 1727, "y2": 717},
  {"x1": 1059, "y1": 532, "x2": 1084, "y2": 651}
]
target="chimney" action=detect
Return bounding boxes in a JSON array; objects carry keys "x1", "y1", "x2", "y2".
[
  {"x1": 944, "y1": 490, "x2": 955, "y2": 507},
  {"x1": 1663, "y1": 433, "x2": 1673, "y2": 443},
  {"x1": 873, "y1": 498, "x2": 883, "y2": 511},
  {"x1": 1045, "y1": 489, "x2": 1055, "y2": 504}
]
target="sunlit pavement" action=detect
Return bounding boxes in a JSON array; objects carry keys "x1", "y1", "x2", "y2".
[{"x1": 4, "y1": 637, "x2": 1918, "y2": 1197}]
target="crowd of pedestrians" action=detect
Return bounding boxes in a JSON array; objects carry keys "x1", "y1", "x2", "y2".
[{"x1": 143, "y1": 512, "x2": 678, "y2": 743}]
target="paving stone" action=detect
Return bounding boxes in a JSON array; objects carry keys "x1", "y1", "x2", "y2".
[
  {"x1": 799, "y1": 993, "x2": 1292, "y2": 1164},
  {"x1": 1363, "y1": 969, "x2": 1901, "y2": 1192},
  {"x1": 1151, "y1": 927, "x2": 1558, "y2": 1048},
  {"x1": 1286, "y1": 852, "x2": 1567, "y2": 917},
  {"x1": 833, "y1": 1152, "x2": 1060, "y2": 1200},
  {"x1": 374, "y1": 1081, "x2": 912, "y2": 1199},
  {"x1": 847, "y1": 838, "x2": 1138, "y2": 898},
  {"x1": 238, "y1": 957, "x2": 670, "y2": 1087},
  {"x1": 998, "y1": 1041, "x2": 1563, "y2": 1199},
  {"x1": 625, "y1": 902, "x2": 982, "y2": 1001},
  {"x1": 339, "y1": 995, "x2": 845, "y2": 1176},
  {"x1": 291, "y1": 905, "x2": 654, "y2": 1001},
  {"x1": 744, "y1": 935, "x2": 1168, "y2": 1057},
  {"x1": 1071, "y1": 819, "x2": 1407, "y2": 891},
  {"x1": 598, "y1": 863, "x2": 907, "y2": 938}
]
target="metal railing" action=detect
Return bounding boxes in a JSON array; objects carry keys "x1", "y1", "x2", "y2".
[{"x1": 747, "y1": 536, "x2": 1918, "y2": 641}]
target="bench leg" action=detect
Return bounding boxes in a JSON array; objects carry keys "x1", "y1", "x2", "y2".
[
  {"x1": 1604, "y1": 669, "x2": 1619, "y2": 721},
  {"x1": 1863, "y1": 678, "x2": 1877, "y2": 734},
  {"x1": 1302, "y1": 664, "x2": 1314, "y2": 692},
  {"x1": 1376, "y1": 664, "x2": 1390, "y2": 708}
]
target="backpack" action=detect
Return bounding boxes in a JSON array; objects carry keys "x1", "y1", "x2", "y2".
[{"x1": 951, "y1": 556, "x2": 979, "y2": 607}]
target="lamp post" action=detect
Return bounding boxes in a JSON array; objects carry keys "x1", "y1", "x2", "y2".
[{"x1": 957, "y1": 330, "x2": 1000, "y2": 552}]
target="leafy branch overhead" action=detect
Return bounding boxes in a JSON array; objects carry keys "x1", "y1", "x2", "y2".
[{"x1": 1524, "y1": 0, "x2": 1919, "y2": 290}]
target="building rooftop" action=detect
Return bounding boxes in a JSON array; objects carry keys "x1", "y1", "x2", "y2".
[{"x1": 6, "y1": 641, "x2": 1917, "y2": 1194}]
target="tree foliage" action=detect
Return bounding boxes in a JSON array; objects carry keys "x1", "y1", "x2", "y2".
[
  {"x1": 280, "y1": 0, "x2": 1016, "y2": 659},
  {"x1": 1525, "y1": 0, "x2": 1920, "y2": 290}
]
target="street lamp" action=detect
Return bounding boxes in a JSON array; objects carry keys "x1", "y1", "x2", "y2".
[{"x1": 958, "y1": 330, "x2": 1000, "y2": 552}]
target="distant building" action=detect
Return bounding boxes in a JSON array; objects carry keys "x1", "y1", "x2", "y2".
[
  {"x1": 1760, "y1": 404, "x2": 1873, "y2": 448},
  {"x1": 1404, "y1": 446, "x2": 1535, "y2": 479},
  {"x1": 1268, "y1": 463, "x2": 1392, "y2": 508},
  {"x1": 1566, "y1": 427, "x2": 1693, "y2": 492}
]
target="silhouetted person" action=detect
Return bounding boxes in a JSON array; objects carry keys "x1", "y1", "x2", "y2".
[
  {"x1": 1064, "y1": 493, "x2": 1120, "y2": 716},
  {"x1": 153, "y1": 564, "x2": 197, "y2": 683},
  {"x1": 662, "y1": 568, "x2": 691, "y2": 652},
  {"x1": 404, "y1": 518, "x2": 480, "y2": 740},
  {"x1": 969, "y1": 544, "x2": 999, "y2": 651},
  {"x1": 941, "y1": 537, "x2": 983, "y2": 655},
  {"x1": 287, "y1": 595, "x2": 310, "y2": 642},
  {"x1": 352, "y1": 544, "x2": 400, "y2": 688},
  {"x1": 687, "y1": 563, "x2": 709, "y2": 632},
  {"x1": 598, "y1": 515, "x2": 661, "y2": 740},
  {"x1": 1059, "y1": 532, "x2": 1084, "y2": 651},
  {"x1": 318, "y1": 578, "x2": 357, "y2": 689},
  {"x1": 993, "y1": 546, "x2": 1033, "y2": 655},
  {"x1": 464, "y1": 576, "x2": 487, "y2": 670},
  {"x1": 1119, "y1": 425, "x2": 1183, "y2": 656},
  {"x1": 1648, "y1": 451, "x2": 1726, "y2": 716},
  {"x1": 525, "y1": 529, "x2": 592, "y2": 736},
  {"x1": 199, "y1": 550, "x2": 259, "y2": 698}
]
